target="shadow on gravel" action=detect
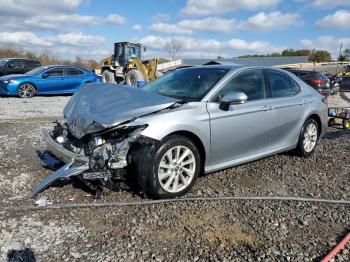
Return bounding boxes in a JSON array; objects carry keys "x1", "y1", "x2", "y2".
[
  {"x1": 36, "y1": 150, "x2": 62, "y2": 170},
  {"x1": 323, "y1": 128, "x2": 350, "y2": 141},
  {"x1": 7, "y1": 248, "x2": 36, "y2": 262}
]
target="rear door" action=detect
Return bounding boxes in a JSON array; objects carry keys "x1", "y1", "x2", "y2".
[
  {"x1": 63, "y1": 67, "x2": 85, "y2": 92},
  {"x1": 206, "y1": 69, "x2": 277, "y2": 165},
  {"x1": 264, "y1": 69, "x2": 305, "y2": 149}
]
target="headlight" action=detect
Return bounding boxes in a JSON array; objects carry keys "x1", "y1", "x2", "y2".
[{"x1": 3, "y1": 79, "x2": 19, "y2": 84}]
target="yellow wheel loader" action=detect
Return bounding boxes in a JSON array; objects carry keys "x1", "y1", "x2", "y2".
[{"x1": 100, "y1": 42, "x2": 160, "y2": 86}]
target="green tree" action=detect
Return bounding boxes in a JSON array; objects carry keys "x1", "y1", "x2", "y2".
[{"x1": 314, "y1": 50, "x2": 331, "y2": 62}]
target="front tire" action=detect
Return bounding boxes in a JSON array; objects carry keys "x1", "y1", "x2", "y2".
[
  {"x1": 297, "y1": 118, "x2": 319, "y2": 157},
  {"x1": 125, "y1": 69, "x2": 145, "y2": 87},
  {"x1": 136, "y1": 135, "x2": 201, "y2": 199},
  {"x1": 17, "y1": 83, "x2": 35, "y2": 98},
  {"x1": 102, "y1": 70, "x2": 116, "y2": 83}
]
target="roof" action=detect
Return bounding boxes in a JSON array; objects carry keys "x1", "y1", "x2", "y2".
[
  {"x1": 182, "y1": 56, "x2": 309, "y2": 67},
  {"x1": 0, "y1": 57, "x2": 39, "y2": 61}
]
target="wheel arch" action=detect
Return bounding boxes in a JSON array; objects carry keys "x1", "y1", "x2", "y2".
[
  {"x1": 306, "y1": 113, "x2": 322, "y2": 136},
  {"x1": 165, "y1": 130, "x2": 206, "y2": 173}
]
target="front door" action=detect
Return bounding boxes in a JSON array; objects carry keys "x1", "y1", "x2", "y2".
[{"x1": 207, "y1": 69, "x2": 277, "y2": 166}]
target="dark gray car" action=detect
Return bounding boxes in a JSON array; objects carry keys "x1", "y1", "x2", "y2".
[{"x1": 33, "y1": 66, "x2": 328, "y2": 199}]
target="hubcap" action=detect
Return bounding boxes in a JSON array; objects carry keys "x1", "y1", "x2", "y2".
[
  {"x1": 158, "y1": 145, "x2": 196, "y2": 193},
  {"x1": 303, "y1": 123, "x2": 318, "y2": 153},
  {"x1": 18, "y1": 84, "x2": 34, "y2": 97}
]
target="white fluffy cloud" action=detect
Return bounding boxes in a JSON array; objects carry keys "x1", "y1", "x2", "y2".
[
  {"x1": 45, "y1": 32, "x2": 105, "y2": 47},
  {"x1": 133, "y1": 24, "x2": 143, "y2": 31},
  {"x1": 105, "y1": 14, "x2": 126, "y2": 25},
  {"x1": 300, "y1": 35, "x2": 350, "y2": 58},
  {"x1": 140, "y1": 35, "x2": 285, "y2": 58},
  {"x1": 181, "y1": 0, "x2": 280, "y2": 16},
  {"x1": 178, "y1": 17, "x2": 236, "y2": 33},
  {"x1": 0, "y1": 32, "x2": 52, "y2": 47},
  {"x1": 150, "y1": 12, "x2": 299, "y2": 35},
  {"x1": 150, "y1": 23, "x2": 193, "y2": 35},
  {"x1": 316, "y1": 9, "x2": 350, "y2": 29},
  {"x1": 313, "y1": 0, "x2": 350, "y2": 8},
  {"x1": 0, "y1": 0, "x2": 83, "y2": 16},
  {"x1": 239, "y1": 11, "x2": 300, "y2": 31}
]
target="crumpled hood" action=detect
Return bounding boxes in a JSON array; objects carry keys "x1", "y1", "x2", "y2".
[
  {"x1": 0, "y1": 74, "x2": 28, "y2": 80},
  {"x1": 64, "y1": 83, "x2": 178, "y2": 139}
]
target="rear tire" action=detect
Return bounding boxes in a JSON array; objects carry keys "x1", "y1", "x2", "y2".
[
  {"x1": 102, "y1": 70, "x2": 116, "y2": 83},
  {"x1": 17, "y1": 83, "x2": 35, "y2": 98},
  {"x1": 296, "y1": 118, "x2": 319, "y2": 157},
  {"x1": 125, "y1": 69, "x2": 145, "y2": 87}
]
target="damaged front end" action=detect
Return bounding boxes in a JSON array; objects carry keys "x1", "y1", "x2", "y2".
[{"x1": 32, "y1": 121, "x2": 153, "y2": 198}]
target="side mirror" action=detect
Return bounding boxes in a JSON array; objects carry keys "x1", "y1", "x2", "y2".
[
  {"x1": 219, "y1": 91, "x2": 248, "y2": 111},
  {"x1": 8, "y1": 64, "x2": 13, "y2": 68},
  {"x1": 42, "y1": 73, "x2": 49, "y2": 78}
]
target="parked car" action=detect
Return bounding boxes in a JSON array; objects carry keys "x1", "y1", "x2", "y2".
[
  {"x1": 0, "y1": 58, "x2": 41, "y2": 76},
  {"x1": 340, "y1": 76, "x2": 350, "y2": 91},
  {"x1": 0, "y1": 65, "x2": 101, "y2": 97},
  {"x1": 286, "y1": 69, "x2": 331, "y2": 96},
  {"x1": 32, "y1": 66, "x2": 328, "y2": 199}
]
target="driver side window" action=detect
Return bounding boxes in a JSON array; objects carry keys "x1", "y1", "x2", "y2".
[{"x1": 214, "y1": 69, "x2": 266, "y2": 102}]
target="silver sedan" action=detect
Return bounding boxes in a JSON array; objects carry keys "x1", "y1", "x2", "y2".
[{"x1": 33, "y1": 65, "x2": 328, "y2": 199}]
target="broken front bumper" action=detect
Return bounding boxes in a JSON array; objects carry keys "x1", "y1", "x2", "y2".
[
  {"x1": 42, "y1": 129, "x2": 88, "y2": 164},
  {"x1": 32, "y1": 129, "x2": 89, "y2": 198}
]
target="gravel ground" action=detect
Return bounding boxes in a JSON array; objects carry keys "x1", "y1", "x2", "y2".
[{"x1": 0, "y1": 94, "x2": 349, "y2": 261}]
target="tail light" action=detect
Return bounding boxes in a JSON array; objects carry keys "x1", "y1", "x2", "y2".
[{"x1": 311, "y1": 79, "x2": 326, "y2": 85}]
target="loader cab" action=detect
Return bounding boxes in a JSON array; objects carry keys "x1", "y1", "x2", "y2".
[{"x1": 114, "y1": 42, "x2": 142, "y2": 68}]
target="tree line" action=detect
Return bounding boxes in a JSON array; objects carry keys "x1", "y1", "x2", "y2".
[
  {"x1": 0, "y1": 46, "x2": 99, "y2": 70},
  {"x1": 238, "y1": 48, "x2": 350, "y2": 63}
]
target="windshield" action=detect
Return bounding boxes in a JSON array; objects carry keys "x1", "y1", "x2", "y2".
[
  {"x1": 144, "y1": 67, "x2": 229, "y2": 101},
  {"x1": 26, "y1": 66, "x2": 48, "y2": 76},
  {"x1": 0, "y1": 59, "x2": 9, "y2": 66}
]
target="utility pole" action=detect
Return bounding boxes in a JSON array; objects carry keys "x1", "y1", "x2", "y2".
[{"x1": 336, "y1": 43, "x2": 343, "y2": 74}]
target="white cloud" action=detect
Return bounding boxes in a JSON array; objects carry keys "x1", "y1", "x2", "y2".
[
  {"x1": 105, "y1": 14, "x2": 126, "y2": 24},
  {"x1": 300, "y1": 35, "x2": 350, "y2": 58},
  {"x1": 181, "y1": 0, "x2": 280, "y2": 16},
  {"x1": 239, "y1": 11, "x2": 300, "y2": 31},
  {"x1": 139, "y1": 35, "x2": 284, "y2": 59},
  {"x1": 149, "y1": 12, "x2": 299, "y2": 35},
  {"x1": 178, "y1": 17, "x2": 236, "y2": 33},
  {"x1": 133, "y1": 24, "x2": 143, "y2": 31},
  {"x1": 313, "y1": 0, "x2": 350, "y2": 8},
  {"x1": 0, "y1": 0, "x2": 84, "y2": 16},
  {"x1": 0, "y1": 32, "x2": 52, "y2": 47},
  {"x1": 316, "y1": 9, "x2": 350, "y2": 29},
  {"x1": 150, "y1": 23, "x2": 193, "y2": 35},
  {"x1": 46, "y1": 32, "x2": 105, "y2": 47}
]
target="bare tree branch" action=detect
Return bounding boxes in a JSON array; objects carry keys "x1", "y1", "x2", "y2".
[{"x1": 165, "y1": 39, "x2": 182, "y2": 61}]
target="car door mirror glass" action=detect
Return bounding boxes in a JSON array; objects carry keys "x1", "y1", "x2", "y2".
[
  {"x1": 219, "y1": 91, "x2": 247, "y2": 111},
  {"x1": 42, "y1": 73, "x2": 49, "y2": 78},
  {"x1": 8, "y1": 64, "x2": 14, "y2": 68}
]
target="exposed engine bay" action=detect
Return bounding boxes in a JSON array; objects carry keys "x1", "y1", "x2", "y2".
[{"x1": 32, "y1": 121, "x2": 158, "y2": 197}]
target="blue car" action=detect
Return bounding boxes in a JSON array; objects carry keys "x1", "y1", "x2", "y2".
[{"x1": 0, "y1": 65, "x2": 101, "y2": 98}]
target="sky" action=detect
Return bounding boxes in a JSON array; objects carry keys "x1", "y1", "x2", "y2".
[{"x1": 0, "y1": 0, "x2": 349, "y2": 60}]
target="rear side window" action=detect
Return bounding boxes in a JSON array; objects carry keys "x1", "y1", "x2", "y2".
[
  {"x1": 215, "y1": 69, "x2": 266, "y2": 101},
  {"x1": 66, "y1": 68, "x2": 84, "y2": 76},
  {"x1": 266, "y1": 70, "x2": 300, "y2": 98},
  {"x1": 46, "y1": 68, "x2": 64, "y2": 77}
]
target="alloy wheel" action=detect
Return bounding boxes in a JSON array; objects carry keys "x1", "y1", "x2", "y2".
[
  {"x1": 158, "y1": 145, "x2": 196, "y2": 193},
  {"x1": 18, "y1": 84, "x2": 35, "y2": 98},
  {"x1": 303, "y1": 122, "x2": 318, "y2": 153}
]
